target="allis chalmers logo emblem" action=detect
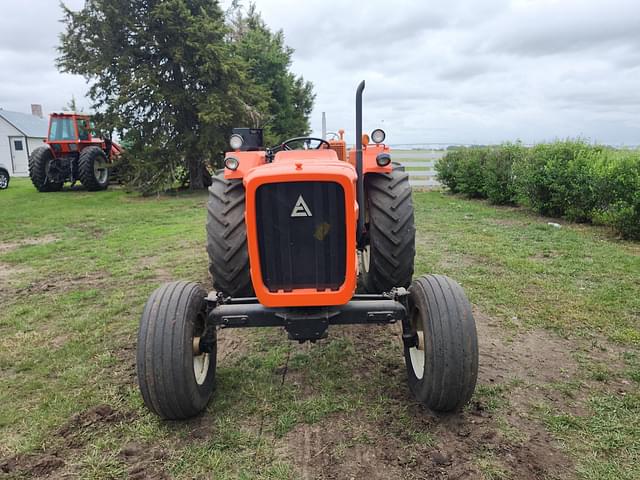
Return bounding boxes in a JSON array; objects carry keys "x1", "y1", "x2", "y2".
[{"x1": 291, "y1": 195, "x2": 312, "y2": 217}]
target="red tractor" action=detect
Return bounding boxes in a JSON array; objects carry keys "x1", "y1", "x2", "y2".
[
  {"x1": 136, "y1": 82, "x2": 479, "y2": 419},
  {"x1": 29, "y1": 113, "x2": 122, "y2": 192}
]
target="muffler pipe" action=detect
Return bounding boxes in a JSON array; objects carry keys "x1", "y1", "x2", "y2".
[{"x1": 355, "y1": 80, "x2": 366, "y2": 248}]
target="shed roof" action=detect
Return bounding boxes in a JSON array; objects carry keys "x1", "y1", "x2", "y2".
[{"x1": 0, "y1": 109, "x2": 48, "y2": 138}]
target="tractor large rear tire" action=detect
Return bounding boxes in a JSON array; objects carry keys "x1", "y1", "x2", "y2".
[
  {"x1": 29, "y1": 146, "x2": 63, "y2": 192},
  {"x1": 404, "y1": 275, "x2": 478, "y2": 412},
  {"x1": 137, "y1": 281, "x2": 216, "y2": 419},
  {"x1": 78, "y1": 146, "x2": 109, "y2": 191},
  {"x1": 206, "y1": 173, "x2": 254, "y2": 297},
  {"x1": 359, "y1": 164, "x2": 415, "y2": 293}
]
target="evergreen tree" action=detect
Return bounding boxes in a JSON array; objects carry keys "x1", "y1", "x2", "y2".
[
  {"x1": 59, "y1": 0, "x2": 246, "y2": 192},
  {"x1": 228, "y1": 4, "x2": 315, "y2": 145},
  {"x1": 58, "y1": 0, "x2": 314, "y2": 193}
]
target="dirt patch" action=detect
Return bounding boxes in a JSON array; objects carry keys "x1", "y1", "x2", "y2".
[
  {"x1": 137, "y1": 255, "x2": 174, "y2": 283},
  {"x1": 437, "y1": 253, "x2": 482, "y2": 271},
  {"x1": 14, "y1": 271, "x2": 111, "y2": 297},
  {"x1": 218, "y1": 328, "x2": 252, "y2": 362},
  {"x1": 280, "y1": 417, "x2": 411, "y2": 480},
  {"x1": 0, "y1": 234, "x2": 59, "y2": 253},
  {"x1": 57, "y1": 404, "x2": 130, "y2": 442},
  {"x1": 1, "y1": 404, "x2": 141, "y2": 478},
  {"x1": 119, "y1": 442, "x2": 169, "y2": 479},
  {"x1": 0, "y1": 452, "x2": 65, "y2": 477},
  {"x1": 475, "y1": 310, "x2": 578, "y2": 384},
  {"x1": 0, "y1": 263, "x2": 33, "y2": 302},
  {"x1": 277, "y1": 310, "x2": 578, "y2": 479}
]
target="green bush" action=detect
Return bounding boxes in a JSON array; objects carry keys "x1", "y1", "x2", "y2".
[
  {"x1": 434, "y1": 150, "x2": 463, "y2": 194},
  {"x1": 457, "y1": 148, "x2": 489, "y2": 198},
  {"x1": 593, "y1": 151, "x2": 640, "y2": 239},
  {"x1": 436, "y1": 144, "x2": 522, "y2": 204},
  {"x1": 435, "y1": 141, "x2": 640, "y2": 240},
  {"x1": 435, "y1": 147, "x2": 488, "y2": 198},
  {"x1": 484, "y1": 143, "x2": 524, "y2": 205},
  {"x1": 513, "y1": 140, "x2": 598, "y2": 221}
]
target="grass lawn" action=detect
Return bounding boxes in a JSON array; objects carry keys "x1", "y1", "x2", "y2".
[{"x1": 0, "y1": 178, "x2": 638, "y2": 479}]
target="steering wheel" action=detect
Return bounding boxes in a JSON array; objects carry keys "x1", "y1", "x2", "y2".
[{"x1": 280, "y1": 137, "x2": 330, "y2": 151}]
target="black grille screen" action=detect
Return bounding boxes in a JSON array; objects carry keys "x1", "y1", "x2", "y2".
[{"x1": 255, "y1": 181, "x2": 346, "y2": 291}]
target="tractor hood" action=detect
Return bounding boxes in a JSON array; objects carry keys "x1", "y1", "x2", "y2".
[{"x1": 272, "y1": 149, "x2": 339, "y2": 163}]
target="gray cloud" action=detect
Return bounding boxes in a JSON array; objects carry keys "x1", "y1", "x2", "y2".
[
  {"x1": 477, "y1": 0, "x2": 640, "y2": 58},
  {"x1": 1, "y1": 0, "x2": 639, "y2": 146},
  {"x1": 0, "y1": 0, "x2": 87, "y2": 113}
]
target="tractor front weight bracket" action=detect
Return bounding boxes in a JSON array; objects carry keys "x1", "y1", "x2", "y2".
[{"x1": 206, "y1": 291, "x2": 409, "y2": 343}]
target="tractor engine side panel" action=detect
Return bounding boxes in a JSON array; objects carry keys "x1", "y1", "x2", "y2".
[{"x1": 244, "y1": 161, "x2": 358, "y2": 308}]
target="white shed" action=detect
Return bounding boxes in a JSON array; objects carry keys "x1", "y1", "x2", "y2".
[{"x1": 0, "y1": 109, "x2": 48, "y2": 177}]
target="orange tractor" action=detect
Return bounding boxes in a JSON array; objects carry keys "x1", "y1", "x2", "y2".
[
  {"x1": 137, "y1": 82, "x2": 479, "y2": 419},
  {"x1": 29, "y1": 113, "x2": 122, "y2": 192}
]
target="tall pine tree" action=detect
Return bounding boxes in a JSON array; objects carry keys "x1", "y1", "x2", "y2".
[
  {"x1": 58, "y1": 0, "x2": 314, "y2": 193},
  {"x1": 228, "y1": 4, "x2": 315, "y2": 145}
]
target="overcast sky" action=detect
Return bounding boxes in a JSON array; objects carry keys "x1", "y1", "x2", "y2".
[{"x1": 1, "y1": 0, "x2": 639, "y2": 145}]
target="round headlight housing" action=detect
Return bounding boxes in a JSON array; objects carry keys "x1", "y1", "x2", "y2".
[
  {"x1": 371, "y1": 128, "x2": 386, "y2": 144},
  {"x1": 229, "y1": 134, "x2": 244, "y2": 150},
  {"x1": 376, "y1": 153, "x2": 391, "y2": 167},
  {"x1": 225, "y1": 156, "x2": 239, "y2": 171}
]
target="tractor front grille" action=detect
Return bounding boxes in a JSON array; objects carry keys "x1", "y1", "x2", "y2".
[{"x1": 255, "y1": 181, "x2": 346, "y2": 292}]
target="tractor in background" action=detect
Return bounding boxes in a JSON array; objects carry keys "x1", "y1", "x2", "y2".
[
  {"x1": 137, "y1": 81, "x2": 479, "y2": 419},
  {"x1": 29, "y1": 113, "x2": 122, "y2": 192}
]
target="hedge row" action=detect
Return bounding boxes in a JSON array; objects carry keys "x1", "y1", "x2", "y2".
[{"x1": 434, "y1": 141, "x2": 640, "y2": 239}]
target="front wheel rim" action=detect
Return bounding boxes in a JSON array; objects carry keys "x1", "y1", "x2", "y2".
[
  {"x1": 0, "y1": 174, "x2": 7, "y2": 188},
  {"x1": 408, "y1": 308, "x2": 425, "y2": 380},
  {"x1": 193, "y1": 352, "x2": 210, "y2": 385},
  {"x1": 192, "y1": 310, "x2": 210, "y2": 386},
  {"x1": 94, "y1": 160, "x2": 108, "y2": 184}
]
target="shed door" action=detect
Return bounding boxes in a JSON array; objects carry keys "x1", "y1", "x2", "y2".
[{"x1": 9, "y1": 136, "x2": 28, "y2": 175}]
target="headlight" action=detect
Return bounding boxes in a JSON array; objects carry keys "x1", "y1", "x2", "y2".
[
  {"x1": 225, "y1": 156, "x2": 239, "y2": 170},
  {"x1": 229, "y1": 134, "x2": 244, "y2": 150},
  {"x1": 376, "y1": 153, "x2": 391, "y2": 167},
  {"x1": 371, "y1": 128, "x2": 386, "y2": 144}
]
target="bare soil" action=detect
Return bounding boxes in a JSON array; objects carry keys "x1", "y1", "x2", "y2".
[
  {"x1": 0, "y1": 235, "x2": 59, "y2": 254},
  {"x1": 276, "y1": 312, "x2": 582, "y2": 480}
]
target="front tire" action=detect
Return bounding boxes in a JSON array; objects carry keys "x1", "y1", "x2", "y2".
[
  {"x1": 404, "y1": 275, "x2": 478, "y2": 412},
  {"x1": 29, "y1": 146, "x2": 63, "y2": 192},
  {"x1": 359, "y1": 164, "x2": 415, "y2": 293},
  {"x1": 137, "y1": 281, "x2": 216, "y2": 419},
  {"x1": 78, "y1": 146, "x2": 109, "y2": 191},
  {"x1": 206, "y1": 173, "x2": 253, "y2": 296}
]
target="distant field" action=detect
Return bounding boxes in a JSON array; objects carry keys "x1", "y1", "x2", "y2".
[{"x1": 0, "y1": 179, "x2": 638, "y2": 479}]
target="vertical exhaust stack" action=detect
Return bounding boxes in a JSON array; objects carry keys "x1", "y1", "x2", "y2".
[
  {"x1": 355, "y1": 80, "x2": 366, "y2": 248},
  {"x1": 321, "y1": 112, "x2": 327, "y2": 140}
]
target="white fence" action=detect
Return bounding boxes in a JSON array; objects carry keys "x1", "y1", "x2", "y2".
[{"x1": 394, "y1": 150, "x2": 444, "y2": 188}]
